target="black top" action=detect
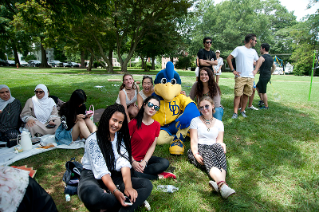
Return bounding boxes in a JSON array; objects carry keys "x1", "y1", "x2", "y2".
[
  {"x1": 0, "y1": 99, "x2": 21, "y2": 132},
  {"x1": 259, "y1": 54, "x2": 274, "y2": 78},
  {"x1": 197, "y1": 49, "x2": 217, "y2": 71},
  {"x1": 59, "y1": 103, "x2": 86, "y2": 130}
]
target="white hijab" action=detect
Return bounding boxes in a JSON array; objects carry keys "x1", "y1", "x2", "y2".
[
  {"x1": 0, "y1": 85, "x2": 15, "y2": 111},
  {"x1": 32, "y1": 84, "x2": 56, "y2": 124}
]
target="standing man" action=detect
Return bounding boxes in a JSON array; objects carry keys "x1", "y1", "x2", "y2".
[
  {"x1": 197, "y1": 37, "x2": 218, "y2": 72},
  {"x1": 227, "y1": 34, "x2": 259, "y2": 119},
  {"x1": 253, "y1": 43, "x2": 276, "y2": 109}
]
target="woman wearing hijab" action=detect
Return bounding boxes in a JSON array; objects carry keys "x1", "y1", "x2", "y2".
[
  {"x1": 20, "y1": 84, "x2": 60, "y2": 137},
  {"x1": 0, "y1": 85, "x2": 21, "y2": 147}
]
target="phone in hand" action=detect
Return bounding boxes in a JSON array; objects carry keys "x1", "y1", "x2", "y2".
[
  {"x1": 46, "y1": 124, "x2": 56, "y2": 128},
  {"x1": 124, "y1": 196, "x2": 133, "y2": 206}
]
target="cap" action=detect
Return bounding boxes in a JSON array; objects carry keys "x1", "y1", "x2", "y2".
[{"x1": 215, "y1": 50, "x2": 220, "y2": 53}]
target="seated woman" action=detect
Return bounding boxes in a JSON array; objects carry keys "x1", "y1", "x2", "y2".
[
  {"x1": 55, "y1": 89, "x2": 97, "y2": 145},
  {"x1": 189, "y1": 67, "x2": 224, "y2": 121},
  {"x1": 137, "y1": 76, "x2": 154, "y2": 108},
  {"x1": 78, "y1": 104, "x2": 153, "y2": 212},
  {"x1": 0, "y1": 85, "x2": 21, "y2": 147},
  {"x1": 129, "y1": 96, "x2": 175, "y2": 180},
  {"x1": 20, "y1": 84, "x2": 60, "y2": 137},
  {"x1": 188, "y1": 96, "x2": 235, "y2": 199},
  {"x1": 115, "y1": 74, "x2": 141, "y2": 122}
]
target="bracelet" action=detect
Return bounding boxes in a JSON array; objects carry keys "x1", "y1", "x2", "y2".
[{"x1": 112, "y1": 188, "x2": 119, "y2": 195}]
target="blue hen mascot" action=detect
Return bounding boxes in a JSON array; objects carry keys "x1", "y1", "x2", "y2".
[{"x1": 152, "y1": 61, "x2": 200, "y2": 155}]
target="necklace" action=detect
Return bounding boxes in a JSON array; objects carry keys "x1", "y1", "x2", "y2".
[{"x1": 201, "y1": 115, "x2": 214, "y2": 132}]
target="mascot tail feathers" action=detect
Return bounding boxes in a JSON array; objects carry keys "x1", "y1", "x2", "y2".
[{"x1": 169, "y1": 133, "x2": 185, "y2": 155}]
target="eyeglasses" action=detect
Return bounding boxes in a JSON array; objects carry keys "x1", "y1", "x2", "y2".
[
  {"x1": 199, "y1": 104, "x2": 210, "y2": 111},
  {"x1": 205, "y1": 41, "x2": 212, "y2": 44},
  {"x1": 34, "y1": 91, "x2": 44, "y2": 94},
  {"x1": 147, "y1": 102, "x2": 160, "y2": 111}
]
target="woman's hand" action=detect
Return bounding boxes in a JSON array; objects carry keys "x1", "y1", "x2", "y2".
[
  {"x1": 194, "y1": 153, "x2": 204, "y2": 165},
  {"x1": 220, "y1": 143, "x2": 226, "y2": 154},
  {"x1": 26, "y1": 119, "x2": 36, "y2": 127},
  {"x1": 132, "y1": 161, "x2": 145, "y2": 173},
  {"x1": 113, "y1": 190, "x2": 127, "y2": 207},
  {"x1": 76, "y1": 114, "x2": 86, "y2": 122},
  {"x1": 124, "y1": 187, "x2": 138, "y2": 203}
]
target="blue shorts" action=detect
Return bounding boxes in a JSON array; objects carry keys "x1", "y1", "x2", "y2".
[
  {"x1": 55, "y1": 124, "x2": 73, "y2": 145},
  {"x1": 161, "y1": 121, "x2": 179, "y2": 136}
]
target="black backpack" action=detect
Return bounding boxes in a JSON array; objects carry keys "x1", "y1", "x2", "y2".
[{"x1": 62, "y1": 157, "x2": 83, "y2": 195}]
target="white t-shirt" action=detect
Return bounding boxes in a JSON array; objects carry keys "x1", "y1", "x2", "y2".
[
  {"x1": 190, "y1": 116, "x2": 224, "y2": 145},
  {"x1": 231, "y1": 46, "x2": 259, "y2": 78},
  {"x1": 213, "y1": 57, "x2": 224, "y2": 76}
]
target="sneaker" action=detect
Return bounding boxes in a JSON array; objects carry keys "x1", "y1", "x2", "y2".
[
  {"x1": 169, "y1": 137, "x2": 184, "y2": 155},
  {"x1": 143, "y1": 200, "x2": 151, "y2": 211},
  {"x1": 258, "y1": 100, "x2": 264, "y2": 107},
  {"x1": 240, "y1": 111, "x2": 247, "y2": 118},
  {"x1": 158, "y1": 172, "x2": 176, "y2": 179},
  {"x1": 260, "y1": 106, "x2": 269, "y2": 109},
  {"x1": 220, "y1": 184, "x2": 236, "y2": 199},
  {"x1": 247, "y1": 105, "x2": 259, "y2": 110},
  {"x1": 209, "y1": 181, "x2": 219, "y2": 192},
  {"x1": 231, "y1": 113, "x2": 238, "y2": 119},
  {"x1": 238, "y1": 108, "x2": 246, "y2": 113}
]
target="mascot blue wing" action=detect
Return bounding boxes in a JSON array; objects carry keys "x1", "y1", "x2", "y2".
[{"x1": 176, "y1": 102, "x2": 200, "y2": 129}]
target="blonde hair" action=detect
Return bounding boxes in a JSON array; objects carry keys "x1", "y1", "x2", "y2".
[{"x1": 198, "y1": 96, "x2": 215, "y2": 114}]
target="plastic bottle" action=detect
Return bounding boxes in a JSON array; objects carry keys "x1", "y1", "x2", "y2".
[
  {"x1": 65, "y1": 194, "x2": 71, "y2": 201},
  {"x1": 157, "y1": 185, "x2": 179, "y2": 193}
]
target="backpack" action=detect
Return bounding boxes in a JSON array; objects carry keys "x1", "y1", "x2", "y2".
[{"x1": 62, "y1": 157, "x2": 83, "y2": 195}]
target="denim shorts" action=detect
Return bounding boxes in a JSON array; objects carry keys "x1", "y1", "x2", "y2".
[{"x1": 55, "y1": 124, "x2": 73, "y2": 145}]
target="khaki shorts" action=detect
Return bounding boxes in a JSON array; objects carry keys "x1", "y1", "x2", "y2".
[{"x1": 234, "y1": 77, "x2": 254, "y2": 97}]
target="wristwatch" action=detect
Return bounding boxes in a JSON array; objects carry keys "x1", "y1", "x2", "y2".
[{"x1": 232, "y1": 69, "x2": 236, "y2": 72}]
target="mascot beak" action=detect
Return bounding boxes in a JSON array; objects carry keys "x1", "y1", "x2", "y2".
[{"x1": 155, "y1": 82, "x2": 181, "y2": 102}]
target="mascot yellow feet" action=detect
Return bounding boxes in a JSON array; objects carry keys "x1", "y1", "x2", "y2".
[{"x1": 169, "y1": 134, "x2": 185, "y2": 155}]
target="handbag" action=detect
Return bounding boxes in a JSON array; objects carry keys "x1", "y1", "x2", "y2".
[
  {"x1": 86, "y1": 105, "x2": 94, "y2": 122},
  {"x1": 62, "y1": 157, "x2": 83, "y2": 195}
]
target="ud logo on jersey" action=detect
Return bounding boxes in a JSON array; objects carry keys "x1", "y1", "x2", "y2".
[{"x1": 169, "y1": 101, "x2": 180, "y2": 116}]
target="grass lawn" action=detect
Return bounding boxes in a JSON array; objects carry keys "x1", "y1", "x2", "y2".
[{"x1": 1, "y1": 66, "x2": 319, "y2": 211}]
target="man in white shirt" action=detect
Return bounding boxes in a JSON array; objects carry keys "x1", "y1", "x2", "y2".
[{"x1": 227, "y1": 34, "x2": 259, "y2": 119}]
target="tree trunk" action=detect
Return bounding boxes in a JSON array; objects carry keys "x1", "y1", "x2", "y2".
[
  {"x1": 170, "y1": 56, "x2": 173, "y2": 63},
  {"x1": 87, "y1": 54, "x2": 94, "y2": 71},
  {"x1": 39, "y1": 38, "x2": 51, "y2": 68},
  {"x1": 12, "y1": 42, "x2": 20, "y2": 67},
  {"x1": 80, "y1": 51, "x2": 85, "y2": 68},
  {"x1": 151, "y1": 56, "x2": 155, "y2": 70},
  {"x1": 141, "y1": 57, "x2": 145, "y2": 69}
]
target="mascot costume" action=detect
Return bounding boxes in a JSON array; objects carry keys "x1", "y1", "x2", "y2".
[{"x1": 152, "y1": 61, "x2": 200, "y2": 155}]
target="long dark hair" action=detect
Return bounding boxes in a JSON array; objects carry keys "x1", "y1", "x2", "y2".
[
  {"x1": 196, "y1": 67, "x2": 221, "y2": 99},
  {"x1": 59, "y1": 89, "x2": 87, "y2": 126},
  {"x1": 119, "y1": 74, "x2": 137, "y2": 91},
  {"x1": 96, "y1": 104, "x2": 132, "y2": 171},
  {"x1": 135, "y1": 96, "x2": 160, "y2": 129}
]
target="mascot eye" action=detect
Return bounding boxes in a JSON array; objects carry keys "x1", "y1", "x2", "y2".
[
  {"x1": 171, "y1": 79, "x2": 177, "y2": 85},
  {"x1": 161, "y1": 78, "x2": 167, "y2": 84}
]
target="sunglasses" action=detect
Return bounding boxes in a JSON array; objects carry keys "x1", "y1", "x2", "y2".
[
  {"x1": 34, "y1": 91, "x2": 44, "y2": 94},
  {"x1": 205, "y1": 41, "x2": 212, "y2": 44},
  {"x1": 147, "y1": 102, "x2": 160, "y2": 111},
  {"x1": 199, "y1": 104, "x2": 210, "y2": 111}
]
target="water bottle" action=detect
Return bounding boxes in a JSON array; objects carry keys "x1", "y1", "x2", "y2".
[
  {"x1": 65, "y1": 194, "x2": 70, "y2": 201},
  {"x1": 157, "y1": 185, "x2": 179, "y2": 193}
]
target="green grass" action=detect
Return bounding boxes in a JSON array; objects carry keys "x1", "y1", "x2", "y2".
[{"x1": 2, "y1": 66, "x2": 319, "y2": 211}]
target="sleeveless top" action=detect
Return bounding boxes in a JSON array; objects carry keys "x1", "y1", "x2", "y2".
[
  {"x1": 116, "y1": 89, "x2": 138, "y2": 105},
  {"x1": 138, "y1": 90, "x2": 148, "y2": 101}
]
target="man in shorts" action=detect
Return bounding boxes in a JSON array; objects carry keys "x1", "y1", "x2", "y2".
[
  {"x1": 253, "y1": 43, "x2": 276, "y2": 109},
  {"x1": 197, "y1": 37, "x2": 218, "y2": 72},
  {"x1": 227, "y1": 34, "x2": 259, "y2": 118}
]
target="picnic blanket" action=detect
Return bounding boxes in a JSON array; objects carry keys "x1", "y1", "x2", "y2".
[{"x1": 0, "y1": 135, "x2": 85, "y2": 166}]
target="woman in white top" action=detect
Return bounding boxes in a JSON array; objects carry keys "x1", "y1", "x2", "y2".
[
  {"x1": 137, "y1": 76, "x2": 154, "y2": 108},
  {"x1": 20, "y1": 84, "x2": 60, "y2": 137},
  {"x1": 213, "y1": 50, "x2": 224, "y2": 84},
  {"x1": 116, "y1": 74, "x2": 141, "y2": 122},
  {"x1": 188, "y1": 96, "x2": 235, "y2": 199},
  {"x1": 78, "y1": 104, "x2": 152, "y2": 212}
]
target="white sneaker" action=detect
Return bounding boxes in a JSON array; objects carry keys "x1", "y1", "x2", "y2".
[
  {"x1": 209, "y1": 181, "x2": 219, "y2": 192},
  {"x1": 248, "y1": 105, "x2": 259, "y2": 110},
  {"x1": 220, "y1": 184, "x2": 236, "y2": 199},
  {"x1": 143, "y1": 200, "x2": 151, "y2": 211}
]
